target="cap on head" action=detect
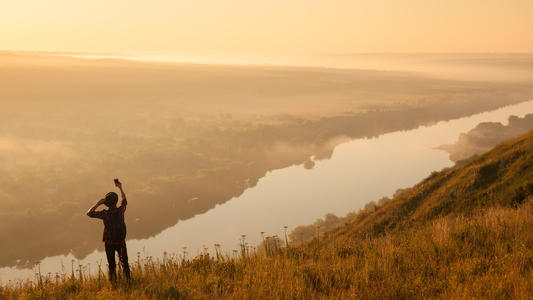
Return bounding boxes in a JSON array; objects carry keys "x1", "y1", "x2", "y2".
[{"x1": 104, "y1": 192, "x2": 119, "y2": 208}]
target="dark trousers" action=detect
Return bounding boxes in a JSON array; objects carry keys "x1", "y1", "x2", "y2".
[{"x1": 105, "y1": 241, "x2": 131, "y2": 282}]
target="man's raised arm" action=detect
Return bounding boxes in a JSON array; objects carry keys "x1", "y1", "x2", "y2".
[{"x1": 117, "y1": 181, "x2": 127, "y2": 210}]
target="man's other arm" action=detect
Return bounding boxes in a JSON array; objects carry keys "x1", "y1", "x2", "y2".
[{"x1": 87, "y1": 198, "x2": 105, "y2": 218}]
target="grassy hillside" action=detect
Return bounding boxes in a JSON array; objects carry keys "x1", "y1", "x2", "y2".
[{"x1": 2, "y1": 131, "x2": 533, "y2": 299}]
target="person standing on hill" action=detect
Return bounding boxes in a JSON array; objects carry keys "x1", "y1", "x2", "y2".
[{"x1": 87, "y1": 179, "x2": 131, "y2": 282}]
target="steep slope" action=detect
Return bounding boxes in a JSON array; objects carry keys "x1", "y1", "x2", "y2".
[{"x1": 337, "y1": 130, "x2": 533, "y2": 239}]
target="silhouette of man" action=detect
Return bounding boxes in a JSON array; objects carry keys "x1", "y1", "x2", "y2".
[{"x1": 87, "y1": 179, "x2": 131, "y2": 282}]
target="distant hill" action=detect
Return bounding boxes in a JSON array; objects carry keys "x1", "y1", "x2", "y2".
[
  {"x1": 437, "y1": 114, "x2": 533, "y2": 162},
  {"x1": 3, "y1": 131, "x2": 533, "y2": 299}
]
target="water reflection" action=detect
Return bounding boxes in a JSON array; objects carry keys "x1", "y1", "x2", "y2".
[{"x1": 2, "y1": 100, "x2": 532, "y2": 283}]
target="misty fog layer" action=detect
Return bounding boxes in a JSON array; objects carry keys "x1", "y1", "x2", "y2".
[{"x1": 1, "y1": 52, "x2": 532, "y2": 268}]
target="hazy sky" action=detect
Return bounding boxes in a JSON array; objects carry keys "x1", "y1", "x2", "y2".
[{"x1": 1, "y1": 0, "x2": 532, "y2": 56}]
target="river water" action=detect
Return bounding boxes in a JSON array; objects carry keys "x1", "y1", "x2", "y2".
[{"x1": 2, "y1": 100, "x2": 533, "y2": 283}]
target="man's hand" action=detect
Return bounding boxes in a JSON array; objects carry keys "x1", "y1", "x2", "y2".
[{"x1": 97, "y1": 198, "x2": 106, "y2": 205}]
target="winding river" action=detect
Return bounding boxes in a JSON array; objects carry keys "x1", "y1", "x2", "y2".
[{"x1": 2, "y1": 100, "x2": 533, "y2": 283}]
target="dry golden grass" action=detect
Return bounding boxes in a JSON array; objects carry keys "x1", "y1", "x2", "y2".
[{"x1": 1, "y1": 204, "x2": 532, "y2": 299}]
